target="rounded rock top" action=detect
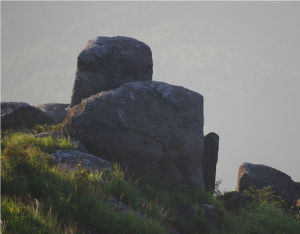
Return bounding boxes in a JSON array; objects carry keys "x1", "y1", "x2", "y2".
[{"x1": 70, "y1": 36, "x2": 153, "y2": 107}]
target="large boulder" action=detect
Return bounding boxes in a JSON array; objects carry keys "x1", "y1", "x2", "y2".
[
  {"x1": 236, "y1": 162, "x2": 300, "y2": 206},
  {"x1": 63, "y1": 81, "x2": 205, "y2": 188},
  {"x1": 202, "y1": 132, "x2": 219, "y2": 193},
  {"x1": 70, "y1": 36, "x2": 153, "y2": 107},
  {"x1": 1, "y1": 102, "x2": 54, "y2": 130},
  {"x1": 35, "y1": 103, "x2": 69, "y2": 123}
]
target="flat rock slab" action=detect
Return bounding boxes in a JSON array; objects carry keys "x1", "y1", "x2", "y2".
[
  {"x1": 70, "y1": 36, "x2": 153, "y2": 107},
  {"x1": 64, "y1": 81, "x2": 205, "y2": 188},
  {"x1": 1, "y1": 102, "x2": 54, "y2": 130},
  {"x1": 51, "y1": 149, "x2": 112, "y2": 172}
]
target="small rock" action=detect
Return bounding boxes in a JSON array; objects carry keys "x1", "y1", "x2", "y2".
[
  {"x1": 51, "y1": 149, "x2": 112, "y2": 172},
  {"x1": 108, "y1": 197, "x2": 145, "y2": 218}
]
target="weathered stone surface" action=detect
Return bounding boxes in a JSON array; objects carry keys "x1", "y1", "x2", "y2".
[
  {"x1": 1, "y1": 102, "x2": 54, "y2": 129},
  {"x1": 64, "y1": 81, "x2": 205, "y2": 188},
  {"x1": 202, "y1": 132, "x2": 219, "y2": 192},
  {"x1": 236, "y1": 162, "x2": 300, "y2": 205},
  {"x1": 70, "y1": 36, "x2": 153, "y2": 107},
  {"x1": 35, "y1": 103, "x2": 69, "y2": 123},
  {"x1": 35, "y1": 131, "x2": 88, "y2": 153},
  {"x1": 51, "y1": 149, "x2": 112, "y2": 172}
]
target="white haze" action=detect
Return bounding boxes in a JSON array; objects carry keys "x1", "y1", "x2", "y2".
[{"x1": 2, "y1": 2, "x2": 300, "y2": 191}]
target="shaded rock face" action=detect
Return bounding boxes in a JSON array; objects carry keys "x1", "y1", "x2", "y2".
[
  {"x1": 236, "y1": 162, "x2": 300, "y2": 205},
  {"x1": 70, "y1": 36, "x2": 153, "y2": 107},
  {"x1": 1, "y1": 102, "x2": 54, "y2": 130},
  {"x1": 202, "y1": 132, "x2": 219, "y2": 193},
  {"x1": 64, "y1": 81, "x2": 205, "y2": 188},
  {"x1": 35, "y1": 103, "x2": 69, "y2": 123},
  {"x1": 51, "y1": 149, "x2": 112, "y2": 172}
]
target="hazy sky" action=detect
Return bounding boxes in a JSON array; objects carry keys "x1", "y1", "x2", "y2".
[{"x1": 2, "y1": 1, "x2": 300, "y2": 190}]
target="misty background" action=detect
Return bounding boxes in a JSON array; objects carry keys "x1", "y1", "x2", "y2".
[{"x1": 2, "y1": 2, "x2": 300, "y2": 191}]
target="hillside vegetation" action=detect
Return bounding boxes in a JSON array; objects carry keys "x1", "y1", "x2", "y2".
[{"x1": 1, "y1": 124, "x2": 300, "y2": 234}]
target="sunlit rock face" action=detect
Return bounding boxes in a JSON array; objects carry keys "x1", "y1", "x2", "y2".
[
  {"x1": 70, "y1": 36, "x2": 153, "y2": 107},
  {"x1": 64, "y1": 81, "x2": 205, "y2": 188}
]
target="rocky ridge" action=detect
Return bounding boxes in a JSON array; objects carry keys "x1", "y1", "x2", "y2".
[{"x1": 63, "y1": 36, "x2": 215, "y2": 189}]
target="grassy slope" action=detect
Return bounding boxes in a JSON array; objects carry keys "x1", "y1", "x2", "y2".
[{"x1": 1, "y1": 125, "x2": 300, "y2": 234}]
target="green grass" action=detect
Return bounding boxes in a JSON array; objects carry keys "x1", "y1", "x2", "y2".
[
  {"x1": 227, "y1": 202, "x2": 300, "y2": 234},
  {"x1": 1, "y1": 196, "x2": 74, "y2": 234},
  {"x1": 1, "y1": 123, "x2": 63, "y2": 137},
  {"x1": 1, "y1": 131, "x2": 167, "y2": 234},
  {"x1": 1, "y1": 125, "x2": 300, "y2": 234}
]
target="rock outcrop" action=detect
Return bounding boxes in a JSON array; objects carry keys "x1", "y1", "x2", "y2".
[
  {"x1": 64, "y1": 81, "x2": 205, "y2": 188},
  {"x1": 51, "y1": 149, "x2": 112, "y2": 172},
  {"x1": 35, "y1": 103, "x2": 68, "y2": 123},
  {"x1": 202, "y1": 132, "x2": 219, "y2": 193},
  {"x1": 70, "y1": 36, "x2": 153, "y2": 107},
  {"x1": 1, "y1": 102, "x2": 54, "y2": 129},
  {"x1": 236, "y1": 162, "x2": 300, "y2": 206}
]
